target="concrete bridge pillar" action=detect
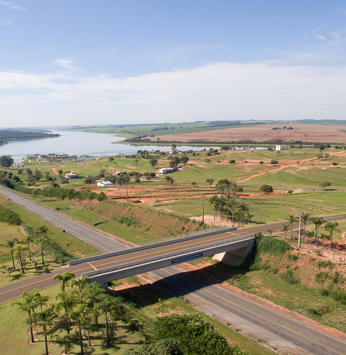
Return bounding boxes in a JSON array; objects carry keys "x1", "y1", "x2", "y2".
[{"x1": 213, "y1": 239, "x2": 254, "y2": 267}]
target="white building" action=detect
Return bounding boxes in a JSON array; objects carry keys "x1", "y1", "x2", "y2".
[{"x1": 97, "y1": 181, "x2": 113, "y2": 187}]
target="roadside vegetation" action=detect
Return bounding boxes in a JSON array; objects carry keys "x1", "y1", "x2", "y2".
[{"x1": 0, "y1": 274, "x2": 274, "y2": 355}]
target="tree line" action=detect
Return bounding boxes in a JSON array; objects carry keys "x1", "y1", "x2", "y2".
[{"x1": 14, "y1": 273, "x2": 248, "y2": 355}]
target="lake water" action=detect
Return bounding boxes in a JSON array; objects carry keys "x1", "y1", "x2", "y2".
[{"x1": 0, "y1": 130, "x2": 221, "y2": 163}]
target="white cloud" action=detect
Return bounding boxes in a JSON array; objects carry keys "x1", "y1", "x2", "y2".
[
  {"x1": 1, "y1": 62, "x2": 346, "y2": 126},
  {"x1": 329, "y1": 32, "x2": 341, "y2": 40},
  {"x1": 1, "y1": 19, "x2": 14, "y2": 26},
  {"x1": 54, "y1": 59, "x2": 77, "y2": 69},
  {"x1": 0, "y1": 1, "x2": 26, "y2": 11},
  {"x1": 313, "y1": 34, "x2": 327, "y2": 41}
]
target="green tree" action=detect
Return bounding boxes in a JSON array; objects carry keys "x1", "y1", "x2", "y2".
[
  {"x1": 153, "y1": 314, "x2": 232, "y2": 355},
  {"x1": 181, "y1": 155, "x2": 189, "y2": 164},
  {"x1": 0, "y1": 155, "x2": 14, "y2": 167},
  {"x1": 34, "y1": 169, "x2": 43, "y2": 181},
  {"x1": 301, "y1": 213, "x2": 311, "y2": 243},
  {"x1": 55, "y1": 292, "x2": 77, "y2": 335},
  {"x1": 149, "y1": 158, "x2": 158, "y2": 168},
  {"x1": 96, "y1": 294, "x2": 115, "y2": 346},
  {"x1": 280, "y1": 224, "x2": 290, "y2": 239},
  {"x1": 260, "y1": 184, "x2": 273, "y2": 193},
  {"x1": 4, "y1": 238, "x2": 18, "y2": 269},
  {"x1": 319, "y1": 181, "x2": 332, "y2": 189},
  {"x1": 58, "y1": 169, "x2": 63, "y2": 178},
  {"x1": 70, "y1": 276, "x2": 90, "y2": 301},
  {"x1": 36, "y1": 307, "x2": 56, "y2": 355},
  {"x1": 34, "y1": 225, "x2": 48, "y2": 265},
  {"x1": 13, "y1": 290, "x2": 40, "y2": 343},
  {"x1": 13, "y1": 244, "x2": 26, "y2": 274},
  {"x1": 70, "y1": 304, "x2": 87, "y2": 355},
  {"x1": 310, "y1": 217, "x2": 325, "y2": 247},
  {"x1": 287, "y1": 215, "x2": 298, "y2": 240},
  {"x1": 324, "y1": 221, "x2": 339, "y2": 251},
  {"x1": 206, "y1": 178, "x2": 214, "y2": 186},
  {"x1": 53, "y1": 271, "x2": 75, "y2": 293}
]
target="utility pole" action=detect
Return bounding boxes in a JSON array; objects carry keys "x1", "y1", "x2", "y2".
[
  {"x1": 298, "y1": 211, "x2": 301, "y2": 249},
  {"x1": 202, "y1": 195, "x2": 204, "y2": 224}
]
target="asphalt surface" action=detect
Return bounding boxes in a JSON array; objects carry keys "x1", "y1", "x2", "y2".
[
  {"x1": 1, "y1": 186, "x2": 346, "y2": 354},
  {"x1": 0, "y1": 186, "x2": 128, "y2": 253}
]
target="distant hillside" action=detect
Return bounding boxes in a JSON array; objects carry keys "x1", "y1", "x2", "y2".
[{"x1": 0, "y1": 130, "x2": 59, "y2": 144}]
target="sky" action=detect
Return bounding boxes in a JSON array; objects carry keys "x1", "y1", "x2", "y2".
[{"x1": 1, "y1": 0, "x2": 346, "y2": 128}]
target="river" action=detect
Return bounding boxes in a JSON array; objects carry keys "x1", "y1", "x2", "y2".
[{"x1": 0, "y1": 130, "x2": 220, "y2": 163}]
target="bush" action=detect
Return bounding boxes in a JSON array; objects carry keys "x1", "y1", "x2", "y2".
[
  {"x1": 229, "y1": 159, "x2": 236, "y2": 164},
  {"x1": 0, "y1": 206, "x2": 22, "y2": 225},
  {"x1": 260, "y1": 184, "x2": 273, "y2": 193}
]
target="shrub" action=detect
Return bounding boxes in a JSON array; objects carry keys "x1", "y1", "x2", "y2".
[
  {"x1": 260, "y1": 184, "x2": 273, "y2": 193},
  {"x1": 229, "y1": 159, "x2": 236, "y2": 164}
]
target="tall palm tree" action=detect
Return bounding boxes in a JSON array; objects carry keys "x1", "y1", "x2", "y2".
[
  {"x1": 36, "y1": 307, "x2": 56, "y2": 355},
  {"x1": 238, "y1": 203, "x2": 249, "y2": 226},
  {"x1": 218, "y1": 196, "x2": 227, "y2": 221},
  {"x1": 4, "y1": 238, "x2": 18, "y2": 269},
  {"x1": 225, "y1": 198, "x2": 238, "y2": 223},
  {"x1": 96, "y1": 294, "x2": 115, "y2": 346},
  {"x1": 70, "y1": 276, "x2": 90, "y2": 301},
  {"x1": 85, "y1": 282, "x2": 106, "y2": 325},
  {"x1": 12, "y1": 244, "x2": 26, "y2": 274},
  {"x1": 208, "y1": 195, "x2": 219, "y2": 220},
  {"x1": 54, "y1": 271, "x2": 75, "y2": 293},
  {"x1": 35, "y1": 225, "x2": 48, "y2": 265},
  {"x1": 70, "y1": 304, "x2": 86, "y2": 355},
  {"x1": 281, "y1": 224, "x2": 290, "y2": 239},
  {"x1": 310, "y1": 217, "x2": 325, "y2": 247},
  {"x1": 324, "y1": 221, "x2": 339, "y2": 251},
  {"x1": 301, "y1": 213, "x2": 311, "y2": 243},
  {"x1": 306, "y1": 230, "x2": 314, "y2": 245},
  {"x1": 22, "y1": 234, "x2": 34, "y2": 262},
  {"x1": 13, "y1": 290, "x2": 39, "y2": 343},
  {"x1": 55, "y1": 292, "x2": 77, "y2": 334},
  {"x1": 287, "y1": 215, "x2": 298, "y2": 240}
]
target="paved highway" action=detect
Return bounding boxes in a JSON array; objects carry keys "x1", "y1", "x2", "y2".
[
  {"x1": 0, "y1": 186, "x2": 128, "y2": 253},
  {"x1": 1, "y1": 186, "x2": 346, "y2": 354}
]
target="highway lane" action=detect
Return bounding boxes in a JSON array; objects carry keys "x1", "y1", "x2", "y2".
[
  {"x1": 0, "y1": 186, "x2": 128, "y2": 253},
  {"x1": 155, "y1": 267, "x2": 346, "y2": 355}
]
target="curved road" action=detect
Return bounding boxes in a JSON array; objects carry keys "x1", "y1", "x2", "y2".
[{"x1": 1, "y1": 186, "x2": 346, "y2": 354}]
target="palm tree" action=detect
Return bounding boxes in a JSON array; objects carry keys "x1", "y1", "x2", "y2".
[
  {"x1": 22, "y1": 233, "x2": 34, "y2": 262},
  {"x1": 85, "y1": 282, "x2": 106, "y2": 325},
  {"x1": 80, "y1": 312, "x2": 95, "y2": 348},
  {"x1": 301, "y1": 213, "x2": 311, "y2": 243},
  {"x1": 13, "y1": 290, "x2": 40, "y2": 343},
  {"x1": 225, "y1": 198, "x2": 238, "y2": 223},
  {"x1": 35, "y1": 225, "x2": 48, "y2": 265},
  {"x1": 310, "y1": 217, "x2": 325, "y2": 247},
  {"x1": 238, "y1": 203, "x2": 249, "y2": 225},
  {"x1": 70, "y1": 276, "x2": 90, "y2": 301},
  {"x1": 208, "y1": 195, "x2": 219, "y2": 220},
  {"x1": 12, "y1": 244, "x2": 26, "y2": 274},
  {"x1": 54, "y1": 271, "x2": 75, "y2": 293},
  {"x1": 218, "y1": 196, "x2": 227, "y2": 221},
  {"x1": 281, "y1": 224, "x2": 290, "y2": 239},
  {"x1": 324, "y1": 221, "x2": 339, "y2": 251},
  {"x1": 267, "y1": 228, "x2": 274, "y2": 237},
  {"x1": 306, "y1": 230, "x2": 314, "y2": 245},
  {"x1": 55, "y1": 292, "x2": 77, "y2": 334},
  {"x1": 55, "y1": 334, "x2": 72, "y2": 354},
  {"x1": 287, "y1": 215, "x2": 298, "y2": 240},
  {"x1": 4, "y1": 238, "x2": 18, "y2": 269},
  {"x1": 70, "y1": 304, "x2": 86, "y2": 355},
  {"x1": 36, "y1": 307, "x2": 56, "y2": 355},
  {"x1": 96, "y1": 294, "x2": 115, "y2": 346}
]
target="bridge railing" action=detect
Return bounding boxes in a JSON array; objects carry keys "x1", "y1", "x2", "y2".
[
  {"x1": 82, "y1": 232, "x2": 255, "y2": 279},
  {"x1": 137, "y1": 224, "x2": 231, "y2": 246}
]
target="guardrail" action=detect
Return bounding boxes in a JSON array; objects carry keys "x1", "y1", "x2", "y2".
[
  {"x1": 69, "y1": 226, "x2": 237, "y2": 267},
  {"x1": 82, "y1": 232, "x2": 255, "y2": 279}
]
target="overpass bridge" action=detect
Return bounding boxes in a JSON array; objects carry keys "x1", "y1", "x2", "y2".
[{"x1": 67, "y1": 227, "x2": 255, "y2": 287}]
